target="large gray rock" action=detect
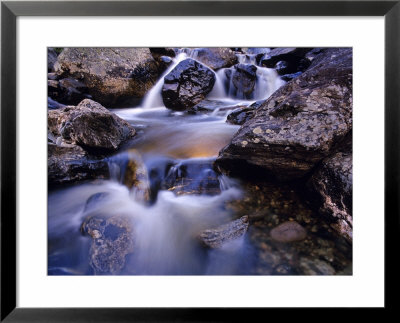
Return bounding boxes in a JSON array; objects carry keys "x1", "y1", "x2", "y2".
[
  {"x1": 190, "y1": 47, "x2": 238, "y2": 70},
  {"x1": 54, "y1": 48, "x2": 159, "y2": 107},
  {"x1": 308, "y1": 152, "x2": 352, "y2": 242},
  {"x1": 161, "y1": 58, "x2": 216, "y2": 110},
  {"x1": 48, "y1": 99, "x2": 135, "y2": 152},
  {"x1": 48, "y1": 144, "x2": 109, "y2": 186},
  {"x1": 215, "y1": 48, "x2": 352, "y2": 181}
]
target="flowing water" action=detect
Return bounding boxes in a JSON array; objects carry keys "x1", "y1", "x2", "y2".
[{"x1": 48, "y1": 49, "x2": 352, "y2": 275}]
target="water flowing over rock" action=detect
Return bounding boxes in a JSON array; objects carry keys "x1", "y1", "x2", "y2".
[
  {"x1": 230, "y1": 64, "x2": 258, "y2": 98},
  {"x1": 122, "y1": 152, "x2": 151, "y2": 202},
  {"x1": 48, "y1": 144, "x2": 109, "y2": 186},
  {"x1": 54, "y1": 48, "x2": 159, "y2": 107},
  {"x1": 216, "y1": 48, "x2": 352, "y2": 181},
  {"x1": 199, "y1": 216, "x2": 249, "y2": 248},
  {"x1": 308, "y1": 152, "x2": 352, "y2": 242},
  {"x1": 270, "y1": 221, "x2": 307, "y2": 242},
  {"x1": 48, "y1": 99, "x2": 136, "y2": 152},
  {"x1": 81, "y1": 212, "x2": 134, "y2": 275},
  {"x1": 190, "y1": 47, "x2": 238, "y2": 70},
  {"x1": 226, "y1": 100, "x2": 265, "y2": 125},
  {"x1": 161, "y1": 58, "x2": 216, "y2": 110}
]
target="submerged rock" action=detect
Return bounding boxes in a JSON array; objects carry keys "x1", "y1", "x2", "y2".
[
  {"x1": 308, "y1": 152, "x2": 352, "y2": 242},
  {"x1": 199, "y1": 216, "x2": 249, "y2": 248},
  {"x1": 162, "y1": 159, "x2": 221, "y2": 196},
  {"x1": 188, "y1": 99, "x2": 247, "y2": 115},
  {"x1": 161, "y1": 58, "x2": 216, "y2": 111},
  {"x1": 54, "y1": 48, "x2": 159, "y2": 107},
  {"x1": 226, "y1": 100, "x2": 264, "y2": 125},
  {"x1": 48, "y1": 99, "x2": 136, "y2": 152},
  {"x1": 216, "y1": 48, "x2": 352, "y2": 181},
  {"x1": 270, "y1": 221, "x2": 307, "y2": 242},
  {"x1": 81, "y1": 213, "x2": 134, "y2": 275},
  {"x1": 48, "y1": 144, "x2": 109, "y2": 186},
  {"x1": 190, "y1": 47, "x2": 238, "y2": 70}
]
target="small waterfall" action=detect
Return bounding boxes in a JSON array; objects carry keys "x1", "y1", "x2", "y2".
[
  {"x1": 253, "y1": 67, "x2": 286, "y2": 100},
  {"x1": 141, "y1": 53, "x2": 188, "y2": 109}
]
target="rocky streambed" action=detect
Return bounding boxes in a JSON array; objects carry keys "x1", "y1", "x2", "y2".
[{"x1": 48, "y1": 47, "x2": 352, "y2": 275}]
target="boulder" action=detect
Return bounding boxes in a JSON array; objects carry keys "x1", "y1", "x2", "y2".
[
  {"x1": 215, "y1": 48, "x2": 352, "y2": 181},
  {"x1": 54, "y1": 48, "x2": 159, "y2": 107},
  {"x1": 81, "y1": 213, "x2": 134, "y2": 275},
  {"x1": 308, "y1": 152, "x2": 352, "y2": 242},
  {"x1": 260, "y1": 47, "x2": 312, "y2": 68},
  {"x1": 48, "y1": 99, "x2": 136, "y2": 152},
  {"x1": 48, "y1": 144, "x2": 109, "y2": 186},
  {"x1": 190, "y1": 47, "x2": 238, "y2": 70},
  {"x1": 226, "y1": 100, "x2": 265, "y2": 125},
  {"x1": 199, "y1": 216, "x2": 249, "y2": 248},
  {"x1": 230, "y1": 64, "x2": 257, "y2": 98},
  {"x1": 161, "y1": 58, "x2": 216, "y2": 110}
]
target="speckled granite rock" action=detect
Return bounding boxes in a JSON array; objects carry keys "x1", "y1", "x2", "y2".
[
  {"x1": 54, "y1": 48, "x2": 159, "y2": 107},
  {"x1": 215, "y1": 48, "x2": 352, "y2": 181},
  {"x1": 308, "y1": 152, "x2": 352, "y2": 242}
]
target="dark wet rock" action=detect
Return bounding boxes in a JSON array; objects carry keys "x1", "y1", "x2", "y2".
[
  {"x1": 54, "y1": 48, "x2": 159, "y2": 107},
  {"x1": 226, "y1": 106, "x2": 256, "y2": 125},
  {"x1": 48, "y1": 99, "x2": 136, "y2": 152},
  {"x1": 48, "y1": 97, "x2": 66, "y2": 110},
  {"x1": 270, "y1": 221, "x2": 307, "y2": 242},
  {"x1": 242, "y1": 48, "x2": 271, "y2": 64},
  {"x1": 48, "y1": 144, "x2": 109, "y2": 186},
  {"x1": 122, "y1": 152, "x2": 151, "y2": 202},
  {"x1": 48, "y1": 48, "x2": 58, "y2": 72},
  {"x1": 162, "y1": 58, "x2": 216, "y2": 110},
  {"x1": 199, "y1": 216, "x2": 249, "y2": 248},
  {"x1": 190, "y1": 47, "x2": 238, "y2": 70},
  {"x1": 162, "y1": 159, "x2": 221, "y2": 196},
  {"x1": 230, "y1": 64, "x2": 257, "y2": 98},
  {"x1": 149, "y1": 47, "x2": 176, "y2": 59},
  {"x1": 216, "y1": 48, "x2": 352, "y2": 181},
  {"x1": 275, "y1": 61, "x2": 291, "y2": 75},
  {"x1": 308, "y1": 152, "x2": 352, "y2": 242},
  {"x1": 48, "y1": 77, "x2": 90, "y2": 106},
  {"x1": 188, "y1": 99, "x2": 247, "y2": 115},
  {"x1": 261, "y1": 47, "x2": 312, "y2": 68},
  {"x1": 280, "y1": 72, "x2": 303, "y2": 82},
  {"x1": 81, "y1": 213, "x2": 134, "y2": 275}
]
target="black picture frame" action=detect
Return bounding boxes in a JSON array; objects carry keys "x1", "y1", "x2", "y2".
[{"x1": 1, "y1": 0, "x2": 398, "y2": 321}]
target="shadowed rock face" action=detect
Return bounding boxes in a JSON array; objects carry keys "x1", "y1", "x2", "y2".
[
  {"x1": 48, "y1": 99, "x2": 136, "y2": 152},
  {"x1": 48, "y1": 144, "x2": 109, "y2": 186},
  {"x1": 161, "y1": 58, "x2": 216, "y2": 111},
  {"x1": 308, "y1": 152, "x2": 353, "y2": 242},
  {"x1": 54, "y1": 48, "x2": 159, "y2": 107},
  {"x1": 215, "y1": 48, "x2": 352, "y2": 181},
  {"x1": 199, "y1": 216, "x2": 249, "y2": 249}
]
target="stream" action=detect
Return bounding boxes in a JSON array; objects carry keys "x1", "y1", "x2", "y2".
[{"x1": 48, "y1": 49, "x2": 352, "y2": 275}]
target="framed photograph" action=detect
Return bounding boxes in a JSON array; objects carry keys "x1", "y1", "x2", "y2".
[{"x1": 1, "y1": 0, "x2": 398, "y2": 321}]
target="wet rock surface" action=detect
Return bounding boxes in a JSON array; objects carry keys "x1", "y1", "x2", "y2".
[
  {"x1": 122, "y1": 152, "x2": 151, "y2": 202},
  {"x1": 54, "y1": 48, "x2": 159, "y2": 107},
  {"x1": 308, "y1": 152, "x2": 353, "y2": 241},
  {"x1": 81, "y1": 212, "x2": 134, "y2": 275},
  {"x1": 162, "y1": 159, "x2": 221, "y2": 196},
  {"x1": 48, "y1": 99, "x2": 136, "y2": 152},
  {"x1": 48, "y1": 77, "x2": 90, "y2": 106},
  {"x1": 216, "y1": 48, "x2": 352, "y2": 181},
  {"x1": 48, "y1": 144, "x2": 109, "y2": 186},
  {"x1": 226, "y1": 64, "x2": 258, "y2": 99},
  {"x1": 162, "y1": 58, "x2": 216, "y2": 110},
  {"x1": 188, "y1": 99, "x2": 248, "y2": 115},
  {"x1": 226, "y1": 100, "x2": 264, "y2": 125},
  {"x1": 199, "y1": 216, "x2": 249, "y2": 249},
  {"x1": 190, "y1": 47, "x2": 238, "y2": 70}
]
